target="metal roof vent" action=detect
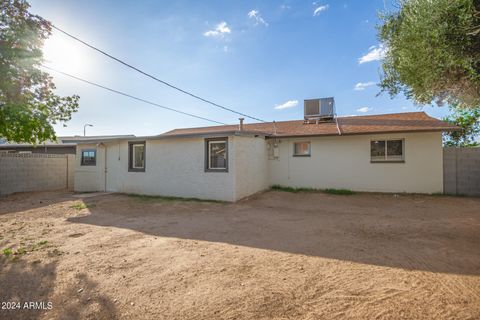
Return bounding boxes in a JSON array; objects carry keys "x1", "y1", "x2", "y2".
[{"x1": 304, "y1": 97, "x2": 335, "y2": 123}]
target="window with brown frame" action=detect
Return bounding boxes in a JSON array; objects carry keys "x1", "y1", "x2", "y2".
[
  {"x1": 370, "y1": 139, "x2": 404, "y2": 162},
  {"x1": 293, "y1": 142, "x2": 311, "y2": 157}
]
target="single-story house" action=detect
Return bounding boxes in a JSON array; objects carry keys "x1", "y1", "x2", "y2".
[{"x1": 73, "y1": 106, "x2": 458, "y2": 201}]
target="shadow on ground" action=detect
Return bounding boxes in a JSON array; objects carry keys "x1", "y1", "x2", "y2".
[
  {"x1": 0, "y1": 191, "x2": 74, "y2": 215},
  {"x1": 66, "y1": 191, "x2": 480, "y2": 276},
  {"x1": 0, "y1": 256, "x2": 118, "y2": 319}
]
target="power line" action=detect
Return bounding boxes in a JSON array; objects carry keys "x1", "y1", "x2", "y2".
[
  {"x1": 42, "y1": 65, "x2": 227, "y2": 125},
  {"x1": 51, "y1": 24, "x2": 267, "y2": 123}
]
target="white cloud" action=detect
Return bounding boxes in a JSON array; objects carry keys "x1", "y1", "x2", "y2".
[
  {"x1": 223, "y1": 45, "x2": 229, "y2": 52},
  {"x1": 358, "y1": 44, "x2": 386, "y2": 64},
  {"x1": 356, "y1": 107, "x2": 372, "y2": 113},
  {"x1": 248, "y1": 10, "x2": 268, "y2": 26},
  {"x1": 274, "y1": 100, "x2": 299, "y2": 110},
  {"x1": 313, "y1": 4, "x2": 329, "y2": 16},
  {"x1": 354, "y1": 81, "x2": 376, "y2": 91},
  {"x1": 280, "y1": 4, "x2": 291, "y2": 10},
  {"x1": 203, "y1": 21, "x2": 231, "y2": 38}
]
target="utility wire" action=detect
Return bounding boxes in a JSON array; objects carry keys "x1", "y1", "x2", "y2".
[
  {"x1": 51, "y1": 25, "x2": 267, "y2": 123},
  {"x1": 42, "y1": 65, "x2": 228, "y2": 125}
]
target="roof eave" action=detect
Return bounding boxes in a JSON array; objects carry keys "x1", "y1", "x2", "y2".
[
  {"x1": 265, "y1": 127, "x2": 459, "y2": 139},
  {"x1": 75, "y1": 130, "x2": 269, "y2": 144}
]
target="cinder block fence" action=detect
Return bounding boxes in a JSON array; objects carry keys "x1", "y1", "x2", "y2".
[
  {"x1": 0, "y1": 153, "x2": 74, "y2": 196},
  {"x1": 443, "y1": 147, "x2": 480, "y2": 197}
]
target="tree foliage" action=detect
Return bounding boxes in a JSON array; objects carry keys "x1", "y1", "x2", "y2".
[
  {"x1": 378, "y1": 0, "x2": 480, "y2": 108},
  {"x1": 0, "y1": 0, "x2": 79, "y2": 143},
  {"x1": 443, "y1": 104, "x2": 480, "y2": 146}
]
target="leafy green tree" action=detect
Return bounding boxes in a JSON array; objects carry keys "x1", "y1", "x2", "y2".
[
  {"x1": 0, "y1": 0, "x2": 79, "y2": 143},
  {"x1": 443, "y1": 104, "x2": 480, "y2": 146},
  {"x1": 378, "y1": 0, "x2": 480, "y2": 108}
]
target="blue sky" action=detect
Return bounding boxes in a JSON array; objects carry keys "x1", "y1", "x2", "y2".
[{"x1": 30, "y1": 0, "x2": 450, "y2": 136}]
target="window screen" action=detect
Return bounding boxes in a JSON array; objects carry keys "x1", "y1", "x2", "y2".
[
  {"x1": 209, "y1": 141, "x2": 227, "y2": 169},
  {"x1": 370, "y1": 140, "x2": 386, "y2": 161},
  {"x1": 81, "y1": 149, "x2": 96, "y2": 166},
  {"x1": 293, "y1": 142, "x2": 311, "y2": 156},
  {"x1": 371, "y1": 139, "x2": 404, "y2": 162},
  {"x1": 132, "y1": 144, "x2": 145, "y2": 169},
  {"x1": 205, "y1": 139, "x2": 228, "y2": 171},
  {"x1": 128, "y1": 142, "x2": 146, "y2": 172}
]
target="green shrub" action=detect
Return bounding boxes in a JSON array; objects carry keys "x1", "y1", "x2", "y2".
[
  {"x1": 323, "y1": 188, "x2": 356, "y2": 195},
  {"x1": 271, "y1": 185, "x2": 355, "y2": 195},
  {"x1": 126, "y1": 193, "x2": 223, "y2": 203},
  {"x1": 70, "y1": 203, "x2": 90, "y2": 210},
  {"x1": 270, "y1": 185, "x2": 318, "y2": 193}
]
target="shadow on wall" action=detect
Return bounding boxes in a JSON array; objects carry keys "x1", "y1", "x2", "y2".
[
  {"x1": 0, "y1": 256, "x2": 118, "y2": 319},
  {"x1": 67, "y1": 192, "x2": 480, "y2": 276}
]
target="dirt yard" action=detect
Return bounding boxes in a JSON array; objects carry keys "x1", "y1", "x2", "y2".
[{"x1": 0, "y1": 190, "x2": 479, "y2": 320}]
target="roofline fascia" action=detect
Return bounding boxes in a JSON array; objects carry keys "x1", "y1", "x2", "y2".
[
  {"x1": 74, "y1": 130, "x2": 269, "y2": 145},
  {"x1": 265, "y1": 128, "x2": 459, "y2": 139}
]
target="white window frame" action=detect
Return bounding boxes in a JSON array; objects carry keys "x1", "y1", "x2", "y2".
[
  {"x1": 132, "y1": 144, "x2": 145, "y2": 169},
  {"x1": 205, "y1": 138, "x2": 228, "y2": 172},
  {"x1": 293, "y1": 141, "x2": 311, "y2": 157},
  {"x1": 370, "y1": 139, "x2": 405, "y2": 162},
  {"x1": 208, "y1": 141, "x2": 227, "y2": 170},
  {"x1": 128, "y1": 141, "x2": 146, "y2": 172}
]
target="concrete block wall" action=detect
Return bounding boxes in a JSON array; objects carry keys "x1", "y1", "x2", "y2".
[
  {"x1": 67, "y1": 154, "x2": 75, "y2": 191},
  {"x1": 0, "y1": 153, "x2": 75, "y2": 196},
  {"x1": 443, "y1": 147, "x2": 480, "y2": 196}
]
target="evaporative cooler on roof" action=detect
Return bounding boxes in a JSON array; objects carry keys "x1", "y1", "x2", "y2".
[{"x1": 304, "y1": 97, "x2": 335, "y2": 122}]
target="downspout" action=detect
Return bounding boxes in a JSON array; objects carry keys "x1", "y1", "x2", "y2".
[
  {"x1": 335, "y1": 115, "x2": 342, "y2": 135},
  {"x1": 272, "y1": 121, "x2": 279, "y2": 160}
]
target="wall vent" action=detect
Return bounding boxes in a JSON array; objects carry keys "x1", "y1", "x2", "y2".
[{"x1": 304, "y1": 97, "x2": 335, "y2": 123}]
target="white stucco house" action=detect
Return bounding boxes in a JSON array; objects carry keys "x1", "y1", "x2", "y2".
[{"x1": 73, "y1": 107, "x2": 457, "y2": 201}]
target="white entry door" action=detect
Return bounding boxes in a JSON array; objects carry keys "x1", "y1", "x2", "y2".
[{"x1": 105, "y1": 143, "x2": 122, "y2": 192}]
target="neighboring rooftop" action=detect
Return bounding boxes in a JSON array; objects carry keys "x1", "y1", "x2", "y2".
[
  {"x1": 162, "y1": 112, "x2": 458, "y2": 138},
  {"x1": 59, "y1": 135, "x2": 136, "y2": 143},
  {"x1": 0, "y1": 135, "x2": 136, "y2": 148}
]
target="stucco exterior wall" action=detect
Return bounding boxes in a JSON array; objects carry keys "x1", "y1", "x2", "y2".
[
  {"x1": 75, "y1": 138, "x2": 241, "y2": 201},
  {"x1": 115, "y1": 138, "x2": 237, "y2": 201},
  {"x1": 268, "y1": 132, "x2": 443, "y2": 193},
  {"x1": 74, "y1": 143, "x2": 105, "y2": 192},
  {"x1": 233, "y1": 136, "x2": 269, "y2": 199},
  {"x1": 74, "y1": 131, "x2": 444, "y2": 200}
]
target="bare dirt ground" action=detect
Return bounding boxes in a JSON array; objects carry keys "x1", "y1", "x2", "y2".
[{"x1": 0, "y1": 190, "x2": 479, "y2": 320}]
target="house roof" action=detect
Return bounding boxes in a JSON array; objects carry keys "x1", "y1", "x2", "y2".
[{"x1": 162, "y1": 112, "x2": 458, "y2": 138}]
